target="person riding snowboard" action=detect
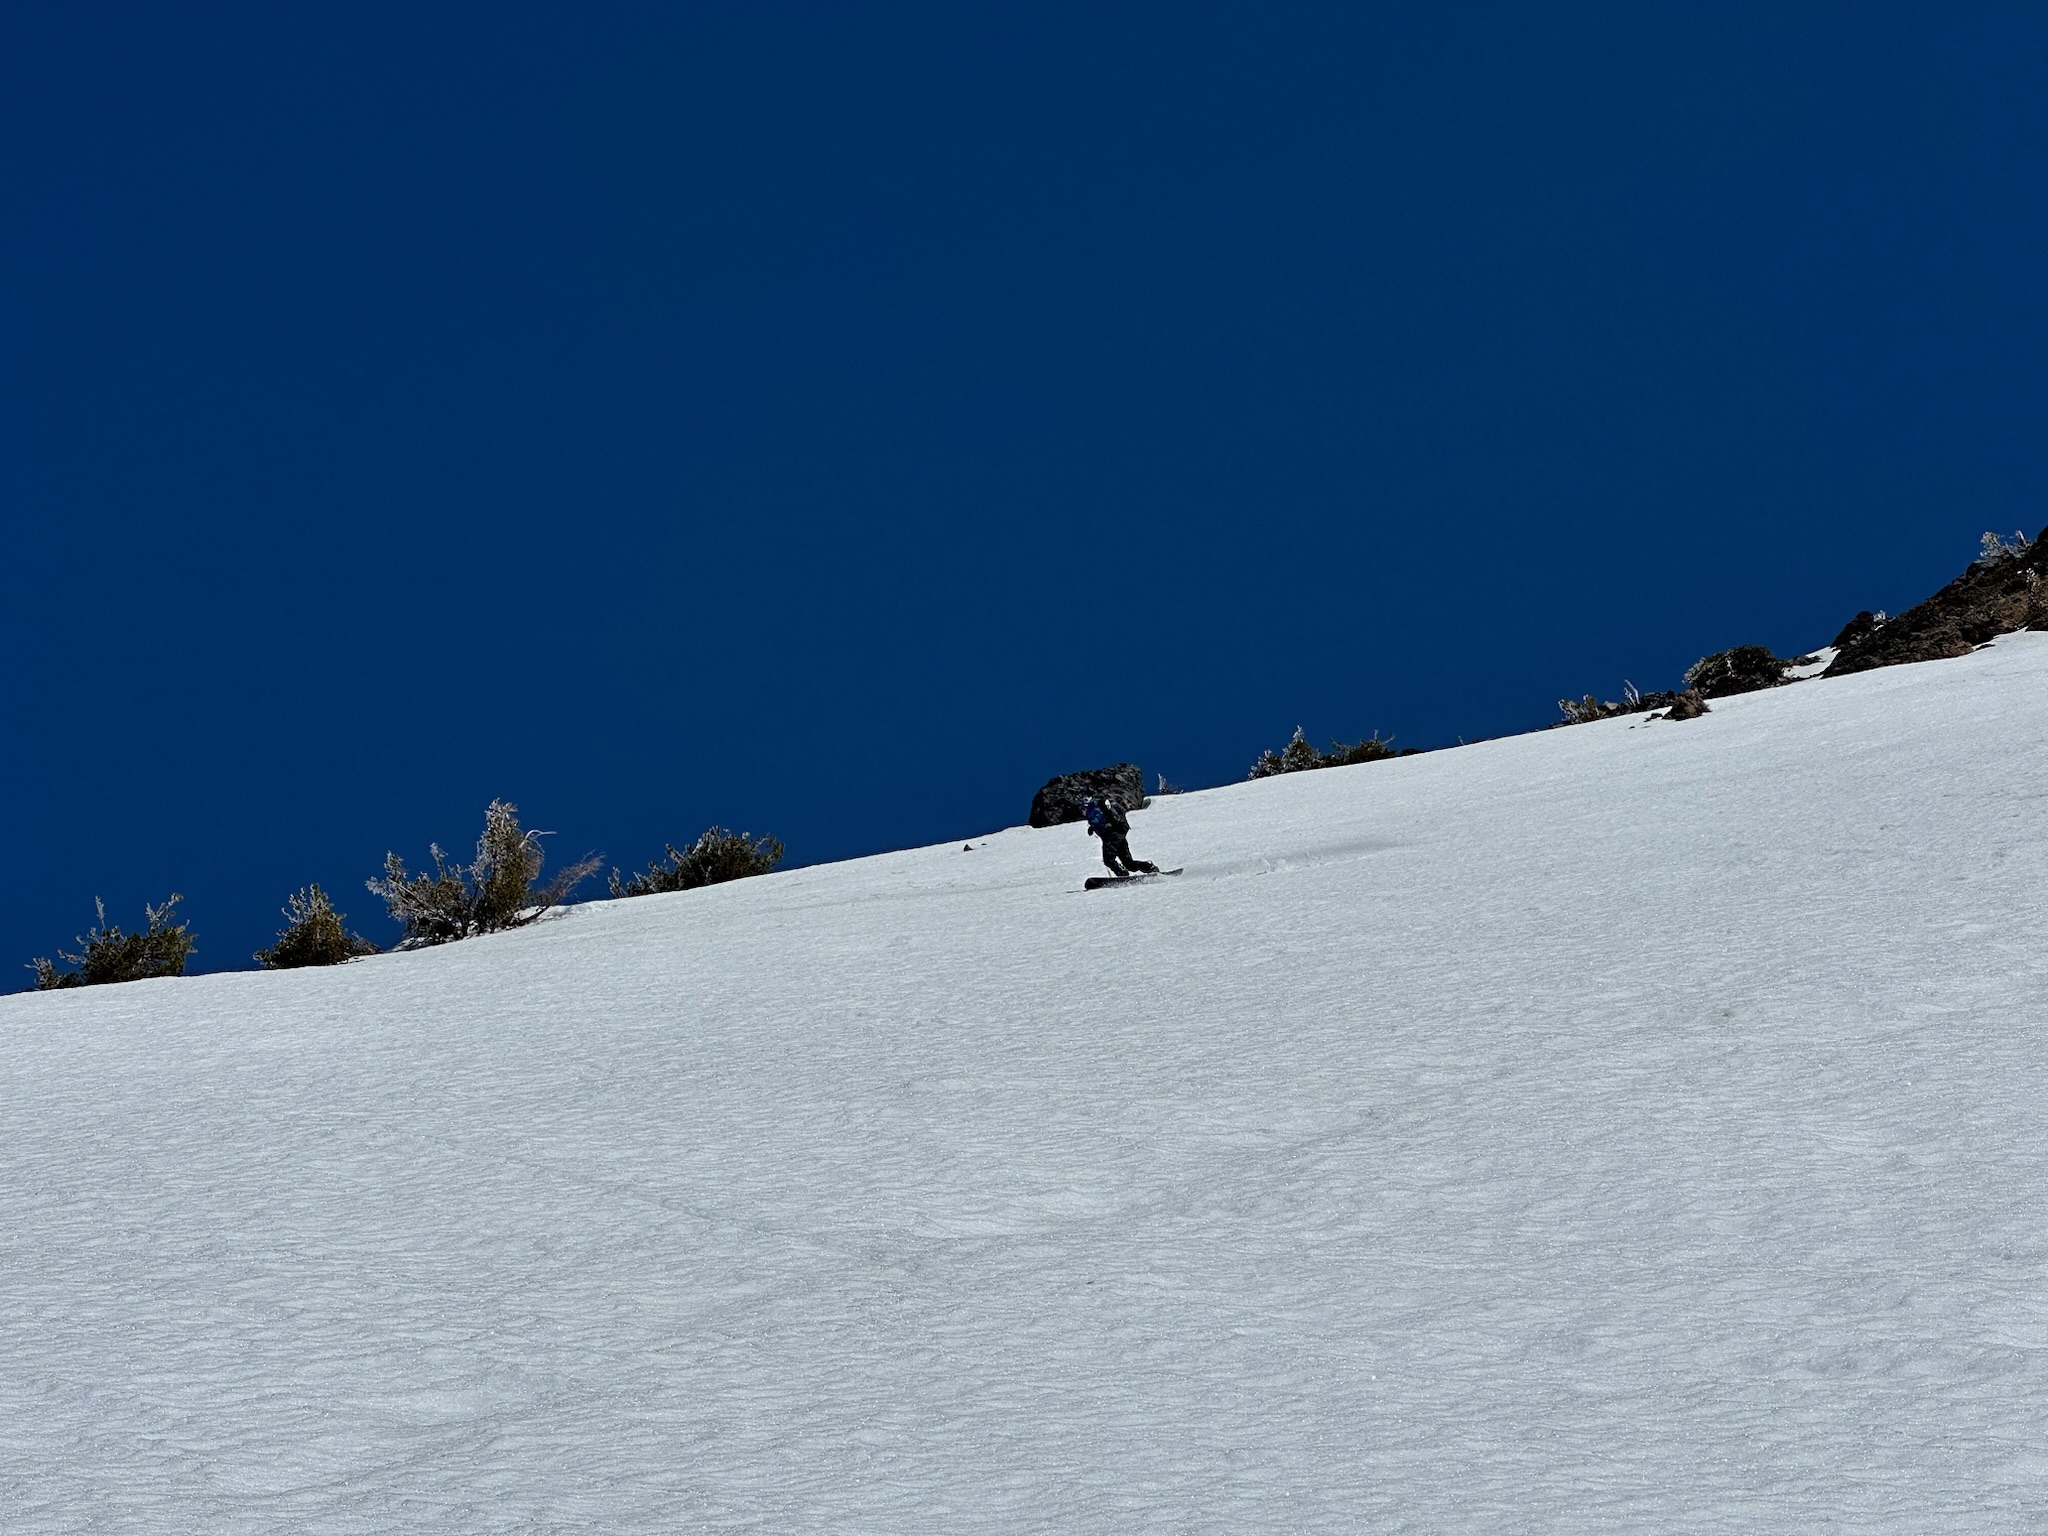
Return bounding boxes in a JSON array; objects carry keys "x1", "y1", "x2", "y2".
[{"x1": 1080, "y1": 795, "x2": 1158, "y2": 879}]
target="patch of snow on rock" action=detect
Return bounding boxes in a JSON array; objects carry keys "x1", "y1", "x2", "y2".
[{"x1": 1785, "y1": 645, "x2": 1838, "y2": 680}]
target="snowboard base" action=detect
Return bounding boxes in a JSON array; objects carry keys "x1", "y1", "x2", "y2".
[{"x1": 1084, "y1": 868, "x2": 1184, "y2": 891}]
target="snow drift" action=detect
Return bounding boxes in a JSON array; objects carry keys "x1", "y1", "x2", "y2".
[{"x1": 5, "y1": 636, "x2": 2047, "y2": 1533}]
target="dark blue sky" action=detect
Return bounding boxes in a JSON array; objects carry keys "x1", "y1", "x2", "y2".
[{"x1": 6, "y1": 3, "x2": 2045, "y2": 975}]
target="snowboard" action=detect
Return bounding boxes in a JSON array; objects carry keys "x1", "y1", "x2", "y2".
[{"x1": 1084, "y1": 868, "x2": 1183, "y2": 891}]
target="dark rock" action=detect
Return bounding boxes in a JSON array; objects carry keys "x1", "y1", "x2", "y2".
[
  {"x1": 1684, "y1": 646, "x2": 1793, "y2": 698},
  {"x1": 1829, "y1": 526, "x2": 2048, "y2": 676},
  {"x1": 1029, "y1": 763, "x2": 1146, "y2": 828},
  {"x1": 1831, "y1": 610, "x2": 1885, "y2": 651},
  {"x1": 1661, "y1": 689, "x2": 1710, "y2": 721}
]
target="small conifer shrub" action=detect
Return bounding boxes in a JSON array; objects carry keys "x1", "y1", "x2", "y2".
[
  {"x1": 368, "y1": 799, "x2": 601, "y2": 948},
  {"x1": 1324, "y1": 733, "x2": 1400, "y2": 768},
  {"x1": 1249, "y1": 727, "x2": 1322, "y2": 779},
  {"x1": 30, "y1": 895, "x2": 195, "y2": 990},
  {"x1": 609, "y1": 827, "x2": 785, "y2": 898},
  {"x1": 255, "y1": 884, "x2": 380, "y2": 968},
  {"x1": 1249, "y1": 727, "x2": 1403, "y2": 779}
]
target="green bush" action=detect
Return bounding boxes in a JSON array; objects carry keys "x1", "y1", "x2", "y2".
[
  {"x1": 610, "y1": 827, "x2": 785, "y2": 898},
  {"x1": 1249, "y1": 727, "x2": 1321, "y2": 779},
  {"x1": 1324, "y1": 733, "x2": 1400, "y2": 768},
  {"x1": 30, "y1": 895, "x2": 195, "y2": 990},
  {"x1": 368, "y1": 799, "x2": 601, "y2": 948},
  {"x1": 255, "y1": 884, "x2": 380, "y2": 969},
  {"x1": 1249, "y1": 727, "x2": 1402, "y2": 779}
]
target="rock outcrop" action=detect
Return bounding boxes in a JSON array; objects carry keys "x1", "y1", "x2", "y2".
[
  {"x1": 1029, "y1": 764, "x2": 1146, "y2": 828},
  {"x1": 1685, "y1": 646, "x2": 1794, "y2": 699},
  {"x1": 1828, "y1": 527, "x2": 2048, "y2": 676}
]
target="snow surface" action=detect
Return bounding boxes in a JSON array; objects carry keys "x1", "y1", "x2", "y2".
[
  {"x1": 1787, "y1": 645, "x2": 1839, "y2": 680},
  {"x1": 5, "y1": 637, "x2": 2048, "y2": 1534}
]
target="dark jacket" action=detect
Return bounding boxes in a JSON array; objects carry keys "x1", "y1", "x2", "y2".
[{"x1": 1082, "y1": 798, "x2": 1128, "y2": 837}]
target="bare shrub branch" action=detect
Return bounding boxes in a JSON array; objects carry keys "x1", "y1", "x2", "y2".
[
  {"x1": 30, "y1": 894, "x2": 195, "y2": 990},
  {"x1": 368, "y1": 800, "x2": 599, "y2": 947}
]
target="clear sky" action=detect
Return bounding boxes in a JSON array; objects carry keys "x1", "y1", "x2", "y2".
[{"x1": 5, "y1": 3, "x2": 2044, "y2": 975}]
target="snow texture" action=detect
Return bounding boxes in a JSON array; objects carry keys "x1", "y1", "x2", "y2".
[
  {"x1": 5, "y1": 636, "x2": 2047, "y2": 1533},
  {"x1": 1787, "y1": 645, "x2": 1839, "y2": 681}
]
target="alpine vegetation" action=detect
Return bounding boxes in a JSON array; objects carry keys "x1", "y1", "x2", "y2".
[
  {"x1": 368, "y1": 799, "x2": 602, "y2": 948},
  {"x1": 1555, "y1": 693, "x2": 1609, "y2": 726},
  {"x1": 1248, "y1": 726, "x2": 1402, "y2": 779},
  {"x1": 29, "y1": 894, "x2": 195, "y2": 990},
  {"x1": 254, "y1": 884, "x2": 381, "y2": 968},
  {"x1": 1554, "y1": 678, "x2": 1699, "y2": 726},
  {"x1": 609, "y1": 827, "x2": 785, "y2": 899},
  {"x1": 1977, "y1": 528, "x2": 2034, "y2": 565}
]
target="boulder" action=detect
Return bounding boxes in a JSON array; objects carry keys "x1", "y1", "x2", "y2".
[
  {"x1": 1684, "y1": 646, "x2": 1793, "y2": 699},
  {"x1": 1661, "y1": 689, "x2": 1710, "y2": 721},
  {"x1": 1029, "y1": 763, "x2": 1146, "y2": 828}
]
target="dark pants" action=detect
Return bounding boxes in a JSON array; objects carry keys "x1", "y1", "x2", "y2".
[{"x1": 1098, "y1": 826, "x2": 1158, "y2": 877}]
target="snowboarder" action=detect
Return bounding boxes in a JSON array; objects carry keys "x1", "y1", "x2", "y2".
[{"x1": 1080, "y1": 795, "x2": 1158, "y2": 879}]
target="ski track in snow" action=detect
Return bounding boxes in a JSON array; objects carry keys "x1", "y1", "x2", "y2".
[{"x1": 4, "y1": 636, "x2": 2048, "y2": 1533}]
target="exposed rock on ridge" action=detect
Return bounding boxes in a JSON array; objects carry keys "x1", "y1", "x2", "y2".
[{"x1": 1828, "y1": 527, "x2": 2048, "y2": 676}]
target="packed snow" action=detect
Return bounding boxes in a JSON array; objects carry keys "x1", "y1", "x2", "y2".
[
  {"x1": 5, "y1": 636, "x2": 2047, "y2": 1533},
  {"x1": 1786, "y1": 645, "x2": 1839, "y2": 680}
]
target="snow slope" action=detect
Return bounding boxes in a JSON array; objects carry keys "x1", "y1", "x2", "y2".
[{"x1": 5, "y1": 636, "x2": 2047, "y2": 1534}]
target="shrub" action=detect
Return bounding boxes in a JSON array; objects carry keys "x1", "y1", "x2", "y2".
[
  {"x1": 1978, "y1": 529, "x2": 2033, "y2": 565},
  {"x1": 1556, "y1": 693, "x2": 1606, "y2": 726},
  {"x1": 1249, "y1": 727, "x2": 1404, "y2": 778},
  {"x1": 1683, "y1": 646, "x2": 1792, "y2": 698},
  {"x1": 1249, "y1": 727, "x2": 1323, "y2": 778},
  {"x1": 1554, "y1": 681, "x2": 1687, "y2": 726},
  {"x1": 368, "y1": 799, "x2": 601, "y2": 948},
  {"x1": 1325, "y1": 733, "x2": 1399, "y2": 768},
  {"x1": 255, "y1": 884, "x2": 380, "y2": 969},
  {"x1": 610, "y1": 827, "x2": 784, "y2": 898},
  {"x1": 30, "y1": 895, "x2": 195, "y2": 990}
]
